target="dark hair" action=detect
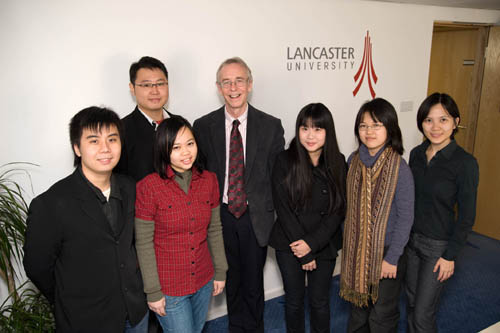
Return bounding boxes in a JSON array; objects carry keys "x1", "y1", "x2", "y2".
[
  {"x1": 283, "y1": 103, "x2": 346, "y2": 214},
  {"x1": 69, "y1": 106, "x2": 123, "y2": 167},
  {"x1": 129, "y1": 56, "x2": 168, "y2": 84},
  {"x1": 354, "y1": 98, "x2": 404, "y2": 155},
  {"x1": 417, "y1": 92, "x2": 460, "y2": 139},
  {"x1": 153, "y1": 116, "x2": 204, "y2": 179}
]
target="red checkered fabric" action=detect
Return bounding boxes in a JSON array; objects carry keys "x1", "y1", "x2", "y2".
[{"x1": 135, "y1": 167, "x2": 220, "y2": 296}]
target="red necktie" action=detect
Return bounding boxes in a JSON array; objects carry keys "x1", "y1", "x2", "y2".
[{"x1": 228, "y1": 120, "x2": 247, "y2": 218}]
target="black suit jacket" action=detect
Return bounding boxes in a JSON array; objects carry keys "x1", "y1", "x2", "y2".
[
  {"x1": 116, "y1": 107, "x2": 173, "y2": 182},
  {"x1": 193, "y1": 104, "x2": 285, "y2": 246},
  {"x1": 23, "y1": 170, "x2": 147, "y2": 332}
]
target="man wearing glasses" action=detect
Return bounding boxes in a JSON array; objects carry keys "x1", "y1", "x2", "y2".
[
  {"x1": 194, "y1": 57, "x2": 284, "y2": 332},
  {"x1": 116, "y1": 56, "x2": 172, "y2": 182}
]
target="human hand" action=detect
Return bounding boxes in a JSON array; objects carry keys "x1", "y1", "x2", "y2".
[
  {"x1": 213, "y1": 280, "x2": 226, "y2": 296},
  {"x1": 380, "y1": 260, "x2": 397, "y2": 279},
  {"x1": 301, "y1": 260, "x2": 317, "y2": 271},
  {"x1": 433, "y1": 257, "x2": 455, "y2": 282},
  {"x1": 290, "y1": 239, "x2": 311, "y2": 258},
  {"x1": 148, "y1": 297, "x2": 166, "y2": 316}
]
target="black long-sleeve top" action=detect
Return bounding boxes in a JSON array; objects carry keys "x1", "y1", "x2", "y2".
[
  {"x1": 409, "y1": 140, "x2": 479, "y2": 260},
  {"x1": 269, "y1": 150, "x2": 345, "y2": 265}
]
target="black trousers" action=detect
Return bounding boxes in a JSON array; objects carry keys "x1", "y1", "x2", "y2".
[
  {"x1": 405, "y1": 233, "x2": 448, "y2": 333},
  {"x1": 221, "y1": 204, "x2": 267, "y2": 333},
  {"x1": 275, "y1": 250, "x2": 335, "y2": 333},
  {"x1": 347, "y1": 253, "x2": 406, "y2": 333}
]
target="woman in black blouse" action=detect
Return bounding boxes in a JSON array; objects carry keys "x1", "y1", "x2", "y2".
[
  {"x1": 269, "y1": 103, "x2": 346, "y2": 332},
  {"x1": 405, "y1": 93, "x2": 479, "y2": 333}
]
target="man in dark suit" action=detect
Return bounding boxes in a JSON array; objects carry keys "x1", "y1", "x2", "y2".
[
  {"x1": 116, "y1": 56, "x2": 172, "y2": 182},
  {"x1": 193, "y1": 57, "x2": 284, "y2": 332},
  {"x1": 23, "y1": 107, "x2": 148, "y2": 332}
]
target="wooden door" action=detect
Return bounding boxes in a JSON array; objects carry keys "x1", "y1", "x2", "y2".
[
  {"x1": 427, "y1": 24, "x2": 486, "y2": 153},
  {"x1": 472, "y1": 26, "x2": 500, "y2": 240}
]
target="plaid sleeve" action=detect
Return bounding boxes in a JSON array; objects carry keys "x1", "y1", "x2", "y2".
[
  {"x1": 209, "y1": 172, "x2": 220, "y2": 209},
  {"x1": 135, "y1": 176, "x2": 156, "y2": 221}
]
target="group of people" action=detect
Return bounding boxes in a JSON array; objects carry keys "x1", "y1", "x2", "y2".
[{"x1": 22, "y1": 55, "x2": 478, "y2": 333}]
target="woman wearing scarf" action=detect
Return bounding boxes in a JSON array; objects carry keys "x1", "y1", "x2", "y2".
[{"x1": 340, "y1": 98, "x2": 414, "y2": 332}]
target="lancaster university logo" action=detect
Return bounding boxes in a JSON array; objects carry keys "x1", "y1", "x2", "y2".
[{"x1": 353, "y1": 31, "x2": 378, "y2": 98}]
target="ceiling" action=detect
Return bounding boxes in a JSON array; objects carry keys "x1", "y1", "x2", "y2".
[{"x1": 364, "y1": 0, "x2": 500, "y2": 10}]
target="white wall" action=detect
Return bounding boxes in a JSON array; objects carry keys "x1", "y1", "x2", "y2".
[{"x1": 1, "y1": 0, "x2": 499, "y2": 319}]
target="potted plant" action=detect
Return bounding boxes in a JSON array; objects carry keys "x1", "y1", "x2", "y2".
[{"x1": 0, "y1": 163, "x2": 54, "y2": 331}]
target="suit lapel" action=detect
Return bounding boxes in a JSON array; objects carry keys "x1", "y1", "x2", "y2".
[
  {"x1": 71, "y1": 171, "x2": 115, "y2": 237},
  {"x1": 210, "y1": 108, "x2": 226, "y2": 179},
  {"x1": 245, "y1": 105, "x2": 258, "y2": 184}
]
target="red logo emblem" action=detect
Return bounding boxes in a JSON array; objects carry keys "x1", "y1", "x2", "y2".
[{"x1": 353, "y1": 31, "x2": 378, "y2": 98}]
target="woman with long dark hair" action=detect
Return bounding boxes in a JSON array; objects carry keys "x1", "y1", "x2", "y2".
[
  {"x1": 405, "y1": 93, "x2": 479, "y2": 332},
  {"x1": 134, "y1": 116, "x2": 227, "y2": 332},
  {"x1": 269, "y1": 103, "x2": 346, "y2": 332},
  {"x1": 340, "y1": 98, "x2": 414, "y2": 332}
]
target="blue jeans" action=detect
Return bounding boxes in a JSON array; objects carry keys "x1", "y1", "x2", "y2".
[
  {"x1": 156, "y1": 279, "x2": 213, "y2": 332},
  {"x1": 405, "y1": 232, "x2": 449, "y2": 333},
  {"x1": 124, "y1": 311, "x2": 149, "y2": 333}
]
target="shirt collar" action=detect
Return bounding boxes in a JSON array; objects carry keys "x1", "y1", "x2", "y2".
[
  {"x1": 224, "y1": 104, "x2": 248, "y2": 125},
  {"x1": 137, "y1": 107, "x2": 169, "y2": 126},
  {"x1": 165, "y1": 165, "x2": 201, "y2": 180},
  {"x1": 78, "y1": 166, "x2": 121, "y2": 203},
  {"x1": 420, "y1": 139, "x2": 457, "y2": 160}
]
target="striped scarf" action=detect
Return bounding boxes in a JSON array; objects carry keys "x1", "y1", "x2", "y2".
[{"x1": 340, "y1": 146, "x2": 400, "y2": 307}]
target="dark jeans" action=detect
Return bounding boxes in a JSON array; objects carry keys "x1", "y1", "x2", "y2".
[
  {"x1": 221, "y1": 204, "x2": 267, "y2": 333},
  {"x1": 275, "y1": 250, "x2": 335, "y2": 333},
  {"x1": 347, "y1": 253, "x2": 406, "y2": 333},
  {"x1": 405, "y1": 233, "x2": 448, "y2": 333}
]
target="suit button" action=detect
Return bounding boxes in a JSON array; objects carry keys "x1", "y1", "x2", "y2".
[
  {"x1": 115, "y1": 240, "x2": 120, "y2": 245},
  {"x1": 191, "y1": 248, "x2": 194, "y2": 250},
  {"x1": 190, "y1": 232, "x2": 193, "y2": 235},
  {"x1": 322, "y1": 189, "x2": 328, "y2": 194},
  {"x1": 187, "y1": 202, "x2": 191, "y2": 205},
  {"x1": 191, "y1": 272, "x2": 195, "y2": 276},
  {"x1": 120, "y1": 263, "x2": 125, "y2": 268},
  {"x1": 192, "y1": 261, "x2": 195, "y2": 264}
]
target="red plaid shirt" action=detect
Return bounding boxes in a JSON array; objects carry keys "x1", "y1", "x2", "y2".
[{"x1": 135, "y1": 167, "x2": 220, "y2": 296}]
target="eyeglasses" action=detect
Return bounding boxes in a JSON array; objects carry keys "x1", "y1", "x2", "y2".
[
  {"x1": 135, "y1": 82, "x2": 168, "y2": 89},
  {"x1": 358, "y1": 123, "x2": 384, "y2": 131},
  {"x1": 218, "y1": 78, "x2": 248, "y2": 89}
]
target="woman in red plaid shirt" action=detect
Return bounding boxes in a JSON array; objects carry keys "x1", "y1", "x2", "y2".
[{"x1": 135, "y1": 115, "x2": 228, "y2": 332}]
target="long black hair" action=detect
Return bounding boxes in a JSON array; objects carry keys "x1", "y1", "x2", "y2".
[
  {"x1": 283, "y1": 103, "x2": 346, "y2": 214},
  {"x1": 153, "y1": 115, "x2": 204, "y2": 179},
  {"x1": 354, "y1": 98, "x2": 404, "y2": 155}
]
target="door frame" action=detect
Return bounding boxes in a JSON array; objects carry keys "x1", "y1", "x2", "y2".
[{"x1": 430, "y1": 22, "x2": 490, "y2": 153}]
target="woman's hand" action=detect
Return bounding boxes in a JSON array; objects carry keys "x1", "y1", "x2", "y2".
[
  {"x1": 433, "y1": 257, "x2": 455, "y2": 282},
  {"x1": 148, "y1": 297, "x2": 166, "y2": 317},
  {"x1": 290, "y1": 239, "x2": 311, "y2": 258},
  {"x1": 380, "y1": 260, "x2": 397, "y2": 279},
  {"x1": 302, "y1": 260, "x2": 317, "y2": 271},
  {"x1": 213, "y1": 280, "x2": 226, "y2": 296}
]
